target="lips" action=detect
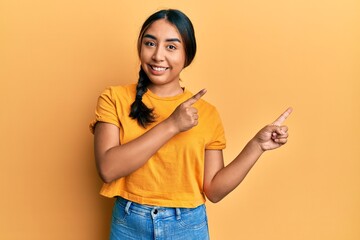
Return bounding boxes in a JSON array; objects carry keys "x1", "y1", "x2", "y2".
[{"x1": 149, "y1": 65, "x2": 169, "y2": 72}]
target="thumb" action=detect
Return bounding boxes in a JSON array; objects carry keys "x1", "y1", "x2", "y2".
[{"x1": 182, "y1": 89, "x2": 207, "y2": 106}]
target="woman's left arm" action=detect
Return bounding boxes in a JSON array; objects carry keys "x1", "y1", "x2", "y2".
[{"x1": 203, "y1": 108, "x2": 292, "y2": 203}]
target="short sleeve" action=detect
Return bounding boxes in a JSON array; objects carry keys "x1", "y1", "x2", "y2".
[
  {"x1": 205, "y1": 108, "x2": 226, "y2": 150},
  {"x1": 89, "y1": 87, "x2": 121, "y2": 134}
]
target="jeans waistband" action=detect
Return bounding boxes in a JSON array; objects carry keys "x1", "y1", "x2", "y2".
[{"x1": 115, "y1": 196, "x2": 202, "y2": 220}]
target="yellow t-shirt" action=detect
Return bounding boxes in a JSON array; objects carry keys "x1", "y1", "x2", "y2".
[{"x1": 90, "y1": 84, "x2": 226, "y2": 208}]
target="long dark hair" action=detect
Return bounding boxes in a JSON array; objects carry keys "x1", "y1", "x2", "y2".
[{"x1": 129, "y1": 9, "x2": 197, "y2": 128}]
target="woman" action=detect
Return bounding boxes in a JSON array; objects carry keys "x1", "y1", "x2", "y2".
[{"x1": 90, "y1": 9, "x2": 292, "y2": 240}]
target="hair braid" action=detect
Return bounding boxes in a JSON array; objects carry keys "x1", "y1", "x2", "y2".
[{"x1": 129, "y1": 67, "x2": 156, "y2": 128}]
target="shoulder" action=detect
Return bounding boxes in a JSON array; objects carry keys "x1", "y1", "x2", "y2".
[
  {"x1": 197, "y1": 98, "x2": 216, "y2": 109},
  {"x1": 184, "y1": 90, "x2": 221, "y2": 120},
  {"x1": 106, "y1": 83, "x2": 136, "y2": 95},
  {"x1": 197, "y1": 99, "x2": 221, "y2": 121},
  {"x1": 186, "y1": 89, "x2": 217, "y2": 113},
  {"x1": 101, "y1": 83, "x2": 137, "y2": 101}
]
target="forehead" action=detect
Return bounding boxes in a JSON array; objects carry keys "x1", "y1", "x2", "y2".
[{"x1": 143, "y1": 19, "x2": 182, "y2": 41}]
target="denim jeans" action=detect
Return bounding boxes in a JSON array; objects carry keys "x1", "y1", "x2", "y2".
[{"x1": 110, "y1": 197, "x2": 210, "y2": 240}]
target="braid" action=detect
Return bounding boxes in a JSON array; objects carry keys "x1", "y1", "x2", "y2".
[{"x1": 129, "y1": 67, "x2": 156, "y2": 128}]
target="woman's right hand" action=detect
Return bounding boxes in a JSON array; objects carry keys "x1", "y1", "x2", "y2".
[{"x1": 167, "y1": 89, "x2": 207, "y2": 132}]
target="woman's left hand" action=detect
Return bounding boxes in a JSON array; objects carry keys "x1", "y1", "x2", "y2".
[{"x1": 253, "y1": 107, "x2": 293, "y2": 151}]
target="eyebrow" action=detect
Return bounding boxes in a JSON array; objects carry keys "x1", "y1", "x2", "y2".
[{"x1": 143, "y1": 34, "x2": 181, "y2": 43}]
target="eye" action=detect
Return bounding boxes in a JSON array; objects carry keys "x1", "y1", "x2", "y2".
[
  {"x1": 144, "y1": 41, "x2": 156, "y2": 47},
  {"x1": 167, "y1": 45, "x2": 177, "y2": 50}
]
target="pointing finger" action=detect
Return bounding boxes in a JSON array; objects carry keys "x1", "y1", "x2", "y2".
[
  {"x1": 272, "y1": 107, "x2": 293, "y2": 126},
  {"x1": 183, "y1": 89, "x2": 207, "y2": 106}
]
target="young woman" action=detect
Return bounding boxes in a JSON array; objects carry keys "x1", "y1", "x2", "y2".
[{"x1": 90, "y1": 9, "x2": 292, "y2": 240}]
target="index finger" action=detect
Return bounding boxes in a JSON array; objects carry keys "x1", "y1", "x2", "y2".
[
  {"x1": 183, "y1": 89, "x2": 207, "y2": 106},
  {"x1": 272, "y1": 107, "x2": 293, "y2": 126}
]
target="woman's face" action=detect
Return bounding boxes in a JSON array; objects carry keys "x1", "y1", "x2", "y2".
[{"x1": 140, "y1": 19, "x2": 186, "y2": 93}]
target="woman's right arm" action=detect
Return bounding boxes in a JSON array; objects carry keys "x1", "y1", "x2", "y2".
[
  {"x1": 94, "y1": 119, "x2": 178, "y2": 183},
  {"x1": 94, "y1": 89, "x2": 206, "y2": 183}
]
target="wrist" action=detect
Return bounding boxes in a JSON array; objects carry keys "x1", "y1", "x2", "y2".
[
  {"x1": 248, "y1": 138, "x2": 266, "y2": 154},
  {"x1": 162, "y1": 117, "x2": 180, "y2": 136}
]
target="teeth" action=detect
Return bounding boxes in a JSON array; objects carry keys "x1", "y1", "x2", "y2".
[{"x1": 152, "y1": 66, "x2": 167, "y2": 71}]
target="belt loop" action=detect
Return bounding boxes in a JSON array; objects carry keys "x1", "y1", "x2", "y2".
[
  {"x1": 125, "y1": 201, "x2": 132, "y2": 215},
  {"x1": 176, "y1": 208, "x2": 181, "y2": 220}
]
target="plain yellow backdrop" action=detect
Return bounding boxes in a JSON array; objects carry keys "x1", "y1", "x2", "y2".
[{"x1": 1, "y1": 0, "x2": 359, "y2": 239}]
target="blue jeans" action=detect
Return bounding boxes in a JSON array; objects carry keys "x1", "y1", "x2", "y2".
[{"x1": 110, "y1": 197, "x2": 210, "y2": 240}]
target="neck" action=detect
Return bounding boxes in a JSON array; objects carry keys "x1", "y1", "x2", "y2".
[{"x1": 147, "y1": 82, "x2": 184, "y2": 97}]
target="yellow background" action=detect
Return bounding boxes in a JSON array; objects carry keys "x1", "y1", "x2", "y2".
[{"x1": 1, "y1": 0, "x2": 359, "y2": 239}]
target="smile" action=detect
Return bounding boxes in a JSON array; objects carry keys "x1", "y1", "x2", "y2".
[{"x1": 150, "y1": 65, "x2": 168, "y2": 72}]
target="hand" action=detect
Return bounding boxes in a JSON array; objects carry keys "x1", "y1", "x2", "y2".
[
  {"x1": 253, "y1": 107, "x2": 293, "y2": 151},
  {"x1": 167, "y1": 89, "x2": 207, "y2": 133}
]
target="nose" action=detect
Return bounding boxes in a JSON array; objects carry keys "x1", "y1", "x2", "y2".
[{"x1": 152, "y1": 46, "x2": 165, "y2": 62}]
